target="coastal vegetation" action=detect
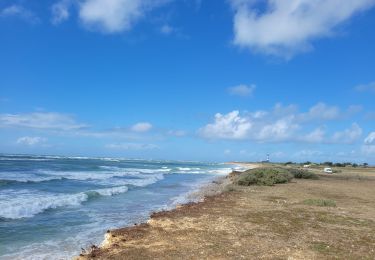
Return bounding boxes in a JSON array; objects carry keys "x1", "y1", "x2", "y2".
[
  {"x1": 234, "y1": 167, "x2": 318, "y2": 186},
  {"x1": 283, "y1": 161, "x2": 368, "y2": 168}
]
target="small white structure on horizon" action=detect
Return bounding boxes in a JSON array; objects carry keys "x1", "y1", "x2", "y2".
[
  {"x1": 324, "y1": 167, "x2": 333, "y2": 174},
  {"x1": 303, "y1": 165, "x2": 311, "y2": 168}
]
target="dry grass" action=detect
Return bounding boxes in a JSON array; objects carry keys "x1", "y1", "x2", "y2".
[
  {"x1": 78, "y1": 167, "x2": 375, "y2": 260},
  {"x1": 303, "y1": 199, "x2": 336, "y2": 207}
]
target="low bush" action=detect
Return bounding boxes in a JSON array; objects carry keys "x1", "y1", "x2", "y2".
[
  {"x1": 235, "y1": 168, "x2": 293, "y2": 186},
  {"x1": 287, "y1": 168, "x2": 319, "y2": 180}
]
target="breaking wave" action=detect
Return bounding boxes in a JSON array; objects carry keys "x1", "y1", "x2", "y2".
[{"x1": 0, "y1": 186, "x2": 129, "y2": 220}]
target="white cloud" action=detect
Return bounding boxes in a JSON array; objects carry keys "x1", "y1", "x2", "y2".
[
  {"x1": 16, "y1": 136, "x2": 47, "y2": 146},
  {"x1": 355, "y1": 81, "x2": 375, "y2": 93},
  {"x1": 228, "y1": 84, "x2": 256, "y2": 97},
  {"x1": 199, "y1": 111, "x2": 252, "y2": 140},
  {"x1": 199, "y1": 103, "x2": 362, "y2": 143},
  {"x1": 364, "y1": 132, "x2": 375, "y2": 145},
  {"x1": 106, "y1": 143, "x2": 157, "y2": 150},
  {"x1": 51, "y1": 0, "x2": 72, "y2": 25},
  {"x1": 0, "y1": 5, "x2": 39, "y2": 23},
  {"x1": 131, "y1": 122, "x2": 153, "y2": 132},
  {"x1": 302, "y1": 103, "x2": 340, "y2": 121},
  {"x1": 0, "y1": 112, "x2": 88, "y2": 130},
  {"x1": 230, "y1": 0, "x2": 375, "y2": 58},
  {"x1": 257, "y1": 117, "x2": 298, "y2": 141},
  {"x1": 79, "y1": 0, "x2": 170, "y2": 33},
  {"x1": 302, "y1": 128, "x2": 325, "y2": 143},
  {"x1": 332, "y1": 123, "x2": 362, "y2": 143}
]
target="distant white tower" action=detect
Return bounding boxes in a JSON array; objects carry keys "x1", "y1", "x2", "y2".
[{"x1": 266, "y1": 154, "x2": 270, "y2": 163}]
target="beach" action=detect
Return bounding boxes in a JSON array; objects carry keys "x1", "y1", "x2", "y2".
[{"x1": 78, "y1": 165, "x2": 375, "y2": 259}]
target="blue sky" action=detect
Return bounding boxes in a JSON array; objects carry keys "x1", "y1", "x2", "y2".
[{"x1": 1, "y1": 0, "x2": 375, "y2": 163}]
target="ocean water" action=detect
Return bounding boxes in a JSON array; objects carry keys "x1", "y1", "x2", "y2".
[{"x1": 0, "y1": 154, "x2": 235, "y2": 259}]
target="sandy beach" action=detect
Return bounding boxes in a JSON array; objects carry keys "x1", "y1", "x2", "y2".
[{"x1": 77, "y1": 164, "x2": 375, "y2": 259}]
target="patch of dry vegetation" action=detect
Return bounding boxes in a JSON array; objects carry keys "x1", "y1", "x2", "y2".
[{"x1": 303, "y1": 198, "x2": 336, "y2": 207}]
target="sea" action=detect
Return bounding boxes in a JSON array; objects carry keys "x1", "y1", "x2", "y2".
[{"x1": 0, "y1": 154, "x2": 237, "y2": 259}]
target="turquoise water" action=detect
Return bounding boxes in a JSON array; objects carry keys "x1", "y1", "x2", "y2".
[{"x1": 0, "y1": 154, "x2": 234, "y2": 259}]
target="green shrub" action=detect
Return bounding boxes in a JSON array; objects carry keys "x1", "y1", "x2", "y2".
[
  {"x1": 235, "y1": 168, "x2": 293, "y2": 186},
  {"x1": 287, "y1": 168, "x2": 319, "y2": 180},
  {"x1": 303, "y1": 199, "x2": 336, "y2": 207}
]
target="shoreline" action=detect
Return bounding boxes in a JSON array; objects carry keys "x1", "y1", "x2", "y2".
[
  {"x1": 77, "y1": 180, "x2": 233, "y2": 259},
  {"x1": 76, "y1": 164, "x2": 375, "y2": 259},
  {"x1": 76, "y1": 163, "x2": 259, "y2": 258},
  {"x1": 73, "y1": 165, "x2": 260, "y2": 260}
]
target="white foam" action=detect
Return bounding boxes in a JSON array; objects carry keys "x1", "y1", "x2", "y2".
[
  {"x1": 177, "y1": 167, "x2": 201, "y2": 171},
  {"x1": 0, "y1": 172, "x2": 62, "y2": 183},
  {"x1": 0, "y1": 158, "x2": 52, "y2": 161},
  {"x1": 0, "y1": 190, "x2": 88, "y2": 219},
  {"x1": 36, "y1": 169, "x2": 139, "y2": 181},
  {"x1": 173, "y1": 167, "x2": 231, "y2": 175},
  {"x1": 207, "y1": 168, "x2": 233, "y2": 175},
  {"x1": 0, "y1": 185, "x2": 130, "y2": 219},
  {"x1": 95, "y1": 173, "x2": 165, "y2": 187},
  {"x1": 92, "y1": 186, "x2": 128, "y2": 196},
  {"x1": 135, "y1": 168, "x2": 171, "y2": 173}
]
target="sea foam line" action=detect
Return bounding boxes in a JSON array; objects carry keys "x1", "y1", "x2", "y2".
[{"x1": 0, "y1": 186, "x2": 129, "y2": 220}]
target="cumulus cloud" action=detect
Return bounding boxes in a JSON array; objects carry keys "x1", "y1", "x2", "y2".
[
  {"x1": 0, "y1": 5, "x2": 39, "y2": 23},
  {"x1": 228, "y1": 84, "x2": 256, "y2": 97},
  {"x1": 199, "y1": 111, "x2": 252, "y2": 140},
  {"x1": 0, "y1": 112, "x2": 88, "y2": 130},
  {"x1": 16, "y1": 136, "x2": 47, "y2": 146},
  {"x1": 230, "y1": 0, "x2": 375, "y2": 58},
  {"x1": 302, "y1": 128, "x2": 325, "y2": 143},
  {"x1": 199, "y1": 103, "x2": 363, "y2": 143},
  {"x1": 106, "y1": 142, "x2": 157, "y2": 150},
  {"x1": 257, "y1": 117, "x2": 299, "y2": 141},
  {"x1": 131, "y1": 122, "x2": 153, "y2": 132},
  {"x1": 301, "y1": 103, "x2": 340, "y2": 121},
  {"x1": 78, "y1": 0, "x2": 170, "y2": 33}
]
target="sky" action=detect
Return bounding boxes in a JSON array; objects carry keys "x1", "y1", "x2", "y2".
[{"x1": 0, "y1": 0, "x2": 375, "y2": 163}]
